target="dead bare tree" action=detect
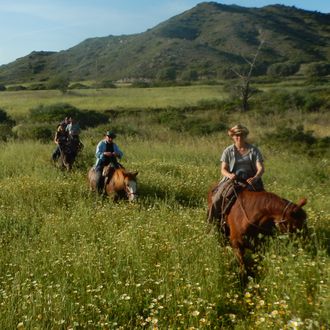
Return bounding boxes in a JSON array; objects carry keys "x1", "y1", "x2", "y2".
[{"x1": 231, "y1": 39, "x2": 265, "y2": 112}]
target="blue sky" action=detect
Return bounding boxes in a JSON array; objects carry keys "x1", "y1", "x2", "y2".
[{"x1": 0, "y1": 0, "x2": 329, "y2": 66}]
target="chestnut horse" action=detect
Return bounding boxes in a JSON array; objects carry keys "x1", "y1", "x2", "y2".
[
  {"x1": 88, "y1": 166, "x2": 138, "y2": 202},
  {"x1": 207, "y1": 188, "x2": 307, "y2": 271}
]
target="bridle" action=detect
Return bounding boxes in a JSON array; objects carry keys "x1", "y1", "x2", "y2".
[
  {"x1": 276, "y1": 201, "x2": 293, "y2": 224},
  {"x1": 124, "y1": 181, "x2": 138, "y2": 199}
]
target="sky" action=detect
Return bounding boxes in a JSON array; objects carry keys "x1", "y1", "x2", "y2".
[{"x1": 0, "y1": 0, "x2": 329, "y2": 66}]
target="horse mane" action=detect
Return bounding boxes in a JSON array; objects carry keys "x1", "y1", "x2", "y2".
[
  {"x1": 110, "y1": 168, "x2": 138, "y2": 190},
  {"x1": 111, "y1": 168, "x2": 126, "y2": 189},
  {"x1": 239, "y1": 190, "x2": 287, "y2": 215},
  {"x1": 237, "y1": 189, "x2": 307, "y2": 228}
]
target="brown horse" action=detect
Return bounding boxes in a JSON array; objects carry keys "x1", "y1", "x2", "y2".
[
  {"x1": 207, "y1": 188, "x2": 307, "y2": 271},
  {"x1": 88, "y1": 166, "x2": 138, "y2": 202},
  {"x1": 59, "y1": 137, "x2": 83, "y2": 171}
]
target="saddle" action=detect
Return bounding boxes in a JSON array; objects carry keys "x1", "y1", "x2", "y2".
[
  {"x1": 102, "y1": 163, "x2": 124, "y2": 186},
  {"x1": 210, "y1": 180, "x2": 246, "y2": 230}
]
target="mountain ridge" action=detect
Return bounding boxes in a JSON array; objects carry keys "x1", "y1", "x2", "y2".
[{"x1": 0, "y1": 1, "x2": 329, "y2": 84}]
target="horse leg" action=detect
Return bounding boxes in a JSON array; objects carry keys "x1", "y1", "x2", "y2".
[
  {"x1": 231, "y1": 239, "x2": 246, "y2": 273},
  {"x1": 95, "y1": 169, "x2": 105, "y2": 195}
]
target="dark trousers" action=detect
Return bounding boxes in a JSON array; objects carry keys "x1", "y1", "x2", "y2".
[
  {"x1": 52, "y1": 145, "x2": 61, "y2": 161},
  {"x1": 95, "y1": 163, "x2": 119, "y2": 194},
  {"x1": 95, "y1": 166, "x2": 105, "y2": 194}
]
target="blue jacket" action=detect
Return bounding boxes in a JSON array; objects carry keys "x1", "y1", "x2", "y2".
[{"x1": 95, "y1": 140, "x2": 123, "y2": 168}]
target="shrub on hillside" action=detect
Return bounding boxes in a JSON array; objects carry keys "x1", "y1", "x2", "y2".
[
  {"x1": 47, "y1": 74, "x2": 70, "y2": 93},
  {"x1": 267, "y1": 62, "x2": 300, "y2": 77},
  {"x1": 13, "y1": 124, "x2": 53, "y2": 142},
  {"x1": 29, "y1": 103, "x2": 79, "y2": 123},
  {"x1": 29, "y1": 103, "x2": 109, "y2": 128},
  {"x1": 6, "y1": 85, "x2": 27, "y2": 91},
  {"x1": 262, "y1": 125, "x2": 329, "y2": 156},
  {"x1": 130, "y1": 81, "x2": 151, "y2": 88},
  {"x1": 157, "y1": 67, "x2": 177, "y2": 81},
  {"x1": 182, "y1": 119, "x2": 227, "y2": 135},
  {"x1": 0, "y1": 108, "x2": 15, "y2": 126},
  {"x1": 0, "y1": 125, "x2": 14, "y2": 141},
  {"x1": 305, "y1": 62, "x2": 330, "y2": 80},
  {"x1": 0, "y1": 109, "x2": 16, "y2": 141},
  {"x1": 27, "y1": 83, "x2": 47, "y2": 90},
  {"x1": 197, "y1": 98, "x2": 226, "y2": 110},
  {"x1": 93, "y1": 80, "x2": 117, "y2": 88},
  {"x1": 253, "y1": 90, "x2": 327, "y2": 113},
  {"x1": 69, "y1": 83, "x2": 90, "y2": 90},
  {"x1": 153, "y1": 109, "x2": 227, "y2": 135}
]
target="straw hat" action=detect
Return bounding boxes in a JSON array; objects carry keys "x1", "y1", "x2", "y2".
[{"x1": 228, "y1": 124, "x2": 249, "y2": 137}]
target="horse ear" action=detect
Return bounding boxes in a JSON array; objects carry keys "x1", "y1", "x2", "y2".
[
  {"x1": 123, "y1": 171, "x2": 138, "y2": 178},
  {"x1": 296, "y1": 198, "x2": 307, "y2": 208}
]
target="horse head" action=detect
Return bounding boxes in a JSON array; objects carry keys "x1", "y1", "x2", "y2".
[
  {"x1": 103, "y1": 167, "x2": 138, "y2": 202},
  {"x1": 122, "y1": 170, "x2": 138, "y2": 202},
  {"x1": 277, "y1": 198, "x2": 307, "y2": 233}
]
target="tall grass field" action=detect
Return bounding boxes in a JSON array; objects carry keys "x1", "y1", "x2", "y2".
[{"x1": 0, "y1": 84, "x2": 329, "y2": 329}]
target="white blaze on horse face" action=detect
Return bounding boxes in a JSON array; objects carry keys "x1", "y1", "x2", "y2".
[{"x1": 127, "y1": 180, "x2": 137, "y2": 201}]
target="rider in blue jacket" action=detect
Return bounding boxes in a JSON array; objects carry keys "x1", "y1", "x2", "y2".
[{"x1": 94, "y1": 131, "x2": 123, "y2": 194}]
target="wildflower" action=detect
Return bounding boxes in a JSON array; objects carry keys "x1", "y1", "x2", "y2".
[
  {"x1": 256, "y1": 317, "x2": 265, "y2": 325},
  {"x1": 17, "y1": 322, "x2": 24, "y2": 329},
  {"x1": 287, "y1": 318, "x2": 303, "y2": 329},
  {"x1": 191, "y1": 310, "x2": 200, "y2": 317},
  {"x1": 271, "y1": 310, "x2": 278, "y2": 317},
  {"x1": 229, "y1": 314, "x2": 236, "y2": 321},
  {"x1": 244, "y1": 292, "x2": 252, "y2": 298}
]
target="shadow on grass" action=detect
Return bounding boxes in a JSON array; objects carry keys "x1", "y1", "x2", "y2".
[{"x1": 137, "y1": 182, "x2": 203, "y2": 208}]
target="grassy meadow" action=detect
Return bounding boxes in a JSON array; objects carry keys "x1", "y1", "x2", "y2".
[
  {"x1": 0, "y1": 85, "x2": 226, "y2": 119},
  {"x1": 0, "y1": 84, "x2": 329, "y2": 329}
]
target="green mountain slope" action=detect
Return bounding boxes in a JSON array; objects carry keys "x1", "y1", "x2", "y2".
[{"x1": 0, "y1": 2, "x2": 329, "y2": 84}]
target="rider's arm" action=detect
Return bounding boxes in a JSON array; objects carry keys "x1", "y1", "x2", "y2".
[
  {"x1": 113, "y1": 144, "x2": 123, "y2": 159},
  {"x1": 221, "y1": 162, "x2": 236, "y2": 180},
  {"x1": 95, "y1": 141, "x2": 106, "y2": 160},
  {"x1": 54, "y1": 132, "x2": 59, "y2": 144},
  {"x1": 247, "y1": 161, "x2": 264, "y2": 184}
]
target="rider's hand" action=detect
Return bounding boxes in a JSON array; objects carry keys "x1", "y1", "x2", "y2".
[
  {"x1": 228, "y1": 173, "x2": 236, "y2": 180},
  {"x1": 247, "y1": 176, "x2": 257, "y2": 185}
]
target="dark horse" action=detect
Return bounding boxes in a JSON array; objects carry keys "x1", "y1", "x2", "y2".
[
  {"x1": 207, "y1": 187, "x2": 307, "y2": 271},
  {"x1": 88, "y1": 166, "x2": 138, "y2": 202},
  {"x1": 59, "y1": 137, "x2": 83, "y2": 171}
]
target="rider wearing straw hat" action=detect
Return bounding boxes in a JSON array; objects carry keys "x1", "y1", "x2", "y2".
[{"x1": 208, "y1": 124, "x2": 265, "y2": 224}]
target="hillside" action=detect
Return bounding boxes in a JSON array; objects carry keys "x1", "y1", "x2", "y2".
[{"x1": 0, "y1": 1, "x2": 329, "y2": 84}]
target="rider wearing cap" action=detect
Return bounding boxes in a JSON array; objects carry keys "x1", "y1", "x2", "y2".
[{"x1": 94, "y1": 131, "x2": 124, "y2": 194}]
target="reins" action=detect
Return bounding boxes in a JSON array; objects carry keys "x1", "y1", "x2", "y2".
[
  {"x1": 276, "y1": 201, "x2": 293, "y2": 224},
  {"x1": 232, "y1": 188, "x2": 260, "y2": 228}
]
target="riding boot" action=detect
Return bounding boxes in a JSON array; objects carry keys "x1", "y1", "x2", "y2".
[
  {"x1": 52, "y1": 146, "x2": 61, "y2": 161},
  {"x1": 95, "y1": 169, "x2": 105, "y2": 194}
]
